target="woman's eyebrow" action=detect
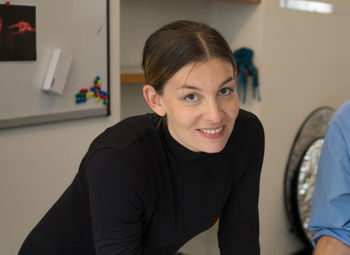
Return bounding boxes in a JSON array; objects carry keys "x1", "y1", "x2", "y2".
[
  {"x1": 177, "y1": 76, "x2": 234, "y2": 91},
  {"x1": 219, "y1": 77, "x2": 234, "y2": 87},
  {"x1": 177, "y1": 84, "x2": 201, "y2": 91}
]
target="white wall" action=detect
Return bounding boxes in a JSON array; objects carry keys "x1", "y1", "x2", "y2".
[{"x1": 0, "y1": 1, "x2": 120, "y2": 254}]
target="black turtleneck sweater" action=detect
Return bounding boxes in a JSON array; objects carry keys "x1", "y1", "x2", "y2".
[{"x1": 18, "y1": 109, "x2": 264, "y2": 255}]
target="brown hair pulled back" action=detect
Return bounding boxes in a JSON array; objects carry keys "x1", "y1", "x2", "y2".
[{"x1": 142, "y1": 20, "x2": 236, "y2": 94}]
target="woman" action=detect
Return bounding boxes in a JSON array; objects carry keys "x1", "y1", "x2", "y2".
[{"x1": 19, "y1": 20, "x2": 264, "y2": 255}]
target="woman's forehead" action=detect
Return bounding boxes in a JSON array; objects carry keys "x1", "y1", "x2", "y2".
[{"x1": 164, "y1": 58, "x2": 234, "y2": 90}]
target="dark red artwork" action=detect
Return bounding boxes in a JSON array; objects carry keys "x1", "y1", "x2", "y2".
[{"x1": 0, "y1": 4, "x2": 36, "y2": 61}]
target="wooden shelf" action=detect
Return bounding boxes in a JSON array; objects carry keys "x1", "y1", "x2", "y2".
[{"x1": 120, "y1": 66, "x2": 145, "y2": 84}]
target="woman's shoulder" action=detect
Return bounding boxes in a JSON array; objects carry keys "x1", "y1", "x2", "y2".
[
  {"x1": 225, "y1": 109, "x2": 264, "y2": 155},
  {"x1": 225, "y1": 109, "x2": 264, "y2": 167},
  {"x1": 88, "y1": 113, "x2": 160, "y2": 154},
  {"x1": 79, "y1": 114, "x2": 161, "y2": 205},
  {"x1": 235, "y1": 109, "x2": 264, "y2": 137}
]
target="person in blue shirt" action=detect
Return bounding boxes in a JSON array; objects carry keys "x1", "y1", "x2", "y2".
[{"x1": 309, "y1": 99, "x2": 350, "y2": 254}]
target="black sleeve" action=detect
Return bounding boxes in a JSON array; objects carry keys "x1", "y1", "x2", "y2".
[
  {"x1": 86, "y1": 148, "x2": 147, "y2": 255},
  {"x1": 218, "y1": 118, "x2": 265, "y2": 255}
]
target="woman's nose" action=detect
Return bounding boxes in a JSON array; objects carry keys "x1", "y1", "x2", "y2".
[{"x1": 203, "y1": 100, "x2": 224, "y2": 123}]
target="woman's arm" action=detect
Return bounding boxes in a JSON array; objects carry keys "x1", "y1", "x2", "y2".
[
  {"x1": 218, "y1": 117, "x2": 264, "y2": 255},
  {"x1": 86, "y1": 148, "x2": 147, "y2": 255}
]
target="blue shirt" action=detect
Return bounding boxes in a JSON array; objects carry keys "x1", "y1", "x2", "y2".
[{"x1": 308, "y1": 99, "x2": 350, "y2": 247}]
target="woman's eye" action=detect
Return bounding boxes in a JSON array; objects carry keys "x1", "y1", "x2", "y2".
[
  {"x1": 185, "y1": 94, "x2": 198, "y2": 102},
  {"x1": 219, "y1": 88, "x2": 233, "y2": 96}
]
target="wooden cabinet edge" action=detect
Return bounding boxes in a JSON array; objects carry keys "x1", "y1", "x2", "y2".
[
  {"x1": 120, "y1": 73, "x2": 145, "y2": 84},
  {"x1": 120, "y1": 66, "x2": 145, "y2": 84}
]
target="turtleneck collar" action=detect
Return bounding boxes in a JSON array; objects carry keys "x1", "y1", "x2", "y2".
[{"x1": 158, "y1": 116, "x2": 229, "y2": 161}]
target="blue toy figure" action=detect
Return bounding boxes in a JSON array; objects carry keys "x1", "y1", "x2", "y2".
[{"x1": 233, "y1": 47, "x2": 260, "y2": 103}]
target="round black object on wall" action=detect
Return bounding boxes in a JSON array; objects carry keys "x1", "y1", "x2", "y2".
[{"x1": 284, "y1": 107, "x2": 334, "y2": 253}]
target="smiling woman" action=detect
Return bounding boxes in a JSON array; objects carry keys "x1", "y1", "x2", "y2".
[
  {"x1": 144, "y1": 57, "x2": 239, "y2": 153},
  {"x1": 18, "y1": 20, "x2": 265, "y2": 255},
  {"x1": 142, "y1": 20, "x2": 239, "y2": 153}
]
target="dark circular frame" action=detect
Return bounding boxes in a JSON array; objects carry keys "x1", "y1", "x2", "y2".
[{"x1": 284, "y1": 106, "x2": 334, "y2": 253}]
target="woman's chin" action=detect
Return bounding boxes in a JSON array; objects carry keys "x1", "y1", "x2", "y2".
[{"x1": 197, "y1": 143, "x2": 227, "y2": 154}]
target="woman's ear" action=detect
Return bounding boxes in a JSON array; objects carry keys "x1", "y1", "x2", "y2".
[{"x1": 143, "y1": 84, "x2": 166, "y2": 116}]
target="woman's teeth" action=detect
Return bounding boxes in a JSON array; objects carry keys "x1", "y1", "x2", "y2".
[{"x1": 200, "y1": 127, "x2": 223, "y2": 134}]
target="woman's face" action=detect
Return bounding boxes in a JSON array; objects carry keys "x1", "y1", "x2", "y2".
[{"x1": 160, "y1": 57, "x2": 239, "y2": 153}]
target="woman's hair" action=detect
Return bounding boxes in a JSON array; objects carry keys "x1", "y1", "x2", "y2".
[{"x1": 142, "y1": 20, "x2": 236, "y2": 94}]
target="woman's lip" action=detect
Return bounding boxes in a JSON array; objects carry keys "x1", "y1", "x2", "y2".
[
  {"x1": 198, "y1": 126, "x2": 223, "y2": 130},
  {"x1": 196, "y1": 126, "x2": 225, "y2": 138}
]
